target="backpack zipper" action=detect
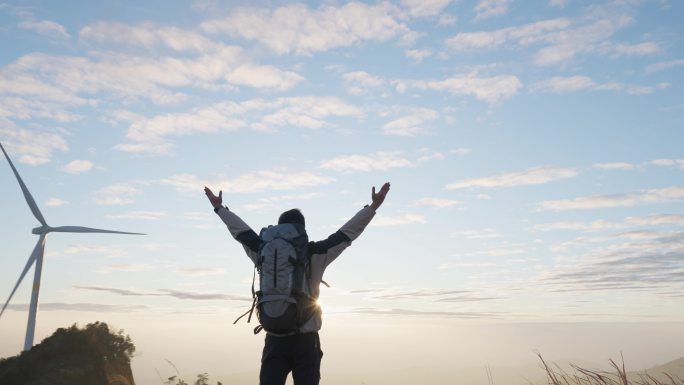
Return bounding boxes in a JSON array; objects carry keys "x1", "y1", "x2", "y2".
[{"x1": 273, "y1": 248, "x2": 278, "y2": 288}]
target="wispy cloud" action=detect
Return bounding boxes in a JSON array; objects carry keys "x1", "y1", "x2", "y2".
[
  {"x1": 474, "y1": 0, "x2": 512, "y2": 20},
  {"x1": 592, "y1": 162, "x2": 634, "y2": 171},
  {"x1": 538, "y1": 186, "x2": 684, "y2": 211},
  {"x1": 61, "y1": 159, "x2": 94, "y2": 174},
  {"x1": 105, "y1": 211, "x2": 168, "y2": 220},
  {"x1": 349, "y1": 307, "x2": 506, "y2": 319},
  {"x1": 201, "y1": 2, "x2": 416, "y2": 55},
  {"x1": 342, "y1": 71, "x2": 386, "y2": 95},
  {"x1": 19, "y1": 20, "x2": 70, "y2": 39},
  {"x1": 79, "y1": 21, "x2": 223, "y2": 53},
  {"x1": 446, "y1": 166, "x2": 577, "y2": 190},
  {"x1": 358, "y1": 288, "x2": 500, "y2": 302},
  {"x1": 319, "y1": 151, "x2": 412, "y2": 172},
  {"x1": 100, "y1": 264, "x2": 151, "y2": 273},
  {"x1": 405, "y1": 48, "x2": 434, "y2": 62},
  {"x1": 412, "y1": 197, "x2": 463, "y2": 208},
  {"x1": 646, "y1": 59, "x2": 684, "y2": 73},
  {"x1": 401, "y1": 0, "x2": 453, "y2": 18},
  {"x1": 74, "y1": 285, "x2": 251, "y2": 301},
  {"x1": 648, "y1": 158, "x2": 684, "y2": 170},
  {"x1": 537, "y1": 230, "x2": 684, "y2": 294},
  {"x1": 446, "y1": 18, "x2": 571, "y2": 51},
  {"x1": 371, "y1": 213, "x2": 426, "y2": 226},
  {"x1": 531, "y1": 76, "x2": 668, "y2": 95},
  {"x1": 63, "y1": 243, "x2": 129, "y2": 258},
  {"x1": 159, "y1": 170, "x2": 334, "y2": 194},
  {"x1": 395, "y1": 74, "x2": 522, "y2": 103},
  {"x1": 175, "y1": 267, "x2": 226, "y2": 277},
  {"x1": 534, "y1": 214, "x2": 684, "y2": 232},
  {"x1": 241, "y1": 192, "x2": 322, "y2": 212},
  {"x1": 45, "y1": 198, "x2": 68, "y2": 207},
  {"x1": 6, "y1": 302, "x2": 148, "y2": 312},
  {"x1": 448, "y1": 3, "x2": 658, "y2": 66},
  {"x1": 0, "y1": 128, "x2": 69, "y2": 165},
  {"x1": 451, "y1": 228, "x2": 502, "y2": 239},
  {"x1": 382, "y1": 108, "x2": 439, "y2": 136},
  {"x1": 93, "y1": 183, "x2": 143, "y2": 206},
  {"x1": 115, "y1": 97, "x2": 362, "y2": 154}
]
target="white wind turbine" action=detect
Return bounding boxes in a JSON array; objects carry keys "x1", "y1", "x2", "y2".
[{"x1": 0, "y1": 141, "x2": 145, "y2": 351}]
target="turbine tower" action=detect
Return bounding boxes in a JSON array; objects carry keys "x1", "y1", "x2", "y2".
[{"x1": 0, "y1": 141, "x2": 145, "y2": 351}]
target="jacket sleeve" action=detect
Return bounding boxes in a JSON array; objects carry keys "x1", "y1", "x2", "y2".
[
  {"x1": 215, "y1": 206, "x2": 261, "y2": 264},
  {"x1": 310, "y1": 205, "x2": 376, "y2": 268}
]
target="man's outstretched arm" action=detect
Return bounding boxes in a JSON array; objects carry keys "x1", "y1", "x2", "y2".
[
  {"x1": 204, "y1": 186, "x2": 261, "y2": 262},
  {"x1": 310, "y1": 182, "x2": 390, "y2": 266}
]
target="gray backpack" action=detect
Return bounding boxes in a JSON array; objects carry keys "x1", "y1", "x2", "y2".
[{"x1": 234, "y1": 223, "x2": 316, "y2": 334}]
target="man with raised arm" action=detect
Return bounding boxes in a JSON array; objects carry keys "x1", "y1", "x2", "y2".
[{"x1": 204, "y1": 182, "x2": 390, "y2": 385}]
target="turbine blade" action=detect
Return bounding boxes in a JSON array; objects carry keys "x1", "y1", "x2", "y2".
[
  {"x1": 0, "y1": 235, "x2": 46, "y2": 320},
  {"x1": 0, "y1": 142, "x2": 47, "y2": 226},
  {"x1": 49, "y1": 226, "x2": 145, "y2": 235}
]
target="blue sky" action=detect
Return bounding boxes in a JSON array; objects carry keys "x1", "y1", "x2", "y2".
[{"x1": 1, "y1": 0, "x2": 683, "y2": 383}]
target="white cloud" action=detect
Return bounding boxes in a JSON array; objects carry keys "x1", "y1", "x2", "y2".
[
  {"x1": 79, "y1": 21, "x2": 223, "y2": 53},
  {"x1": 106, "y1": 211, "x2": 168, "y2": 220},
  {"x1": 646, "y1": 59, "x2": 684, "y2": 73},
  {"x1": 342, "y1": 71, "x2": 386, "y2": 95},
  {"x1": 115, "y1": 97, "x2": 362, "y2": 153},
  {"x1": 401, "y1": 0, "x2": 452, "y2": 17},
  {"x1": 175, "y1": 267, "x2": 226, "y2": 277},
  {"x1": 371, "y1": 213, "x2": 427, "y2": 226},
  {"x1": 451, "y1": 228, "x2": 502, "y2": 239},
  {"x1": 0, "y1": 33, "x2": 304, "y2": 126},
  {"x1": 405, "y1": 48, "x2": 433, "y2": 62},
  {"x1": 446, "y1": 18, "x2": 572, "y2": 51},
  {"x1": 0, "y1": 128, "x2": 68, "y2": 165},
  {"x1": 224, "y1": 65, "x2": 304, "y2": 91},
  {"x1": 592, "y1": 162, "x2": 634, "y2": 171},
  {"x1": 535, "y1": 214, "x2": 684, "y2": 232},
  {"x1": 474, "y1": 0, "x2": 512, "y2": 20},
  {"x1": 413, "y1": 197, "x2": 463, "y2": 208},
  {"x1": 241, "y1": 192, "x2": 322, "y2": 212},
  {"x1": 446, "y1": 166, "x2": 578, "y2": 190},
  {"x1": 201, "y1": 2, "x2": 416, "y2": 55},
  {"x1": 19, "y1": 20, "x2": 70, "y2": 39},
  {"x1": 45, "y1": 198, "x2": 68, "y2": 207},
  {"x1": 398, "y1": 74, "x2": 522, "y2": 103},
  {"x1": 531, "y1": 76, "x2": 595, "y2": 93},
  {"x1": 648, "y1": 158, "x2": 684, "y2": 170},
  {"x1": 448, "y1": 3, "x2": 653, "y2": 66},
  {"x1": 61, "y1": 159, "x2": 94, "y2": 174},
  {"x1": 160, "y1": 170, "x2": 334, "y2": 194},
  {"x1": 93, "y1": 183, "x2": 143, "y2": 206},
  {"x1": 383, "y1": 108, "x2": 439, "y2": 136},
  {"x1": 438, "y1": 14, "x2": 457, "y2": 26},
  {"x1": 260, "y1": 97, "x2": 364, "y2": 130},
  {"x1": 531, "y1": 76, "x2": 668, "y2": 95},
  {"x1": 451, "y1": 148, "x2": 472, "y2": 156},
  {"x1": 538, "y1": 186, "x2": 684, "y2": 211},
  {"x1": 610, "y1": 42, "x2": 661, "y2": 57},
  {"x1": 626, "y1": 214, "x2": 684, "y2": 227},
  {"x1": 319, "y1": 152, "x2": 413, "y2": 172}
]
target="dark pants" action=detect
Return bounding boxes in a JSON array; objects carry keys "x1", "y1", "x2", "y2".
[{"x1": 260, "y1": 332, "x2": 323, "y2": 385}]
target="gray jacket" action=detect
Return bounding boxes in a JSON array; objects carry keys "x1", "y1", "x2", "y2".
[{"x1": 215, "y1": 205, "x2": 376, "y2": 334}]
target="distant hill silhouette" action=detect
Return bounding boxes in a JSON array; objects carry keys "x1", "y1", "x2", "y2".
[
  {"x1": 638, "y1": 357, "x2": 684, "y2": 383},
  {"x1": 0, "y1": 322, "x2": 135, "y2": 385}
]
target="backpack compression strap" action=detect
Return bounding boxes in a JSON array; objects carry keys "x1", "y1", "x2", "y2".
[{"x1": 233, "y1": 266, "x2": 257, "y2": 324}]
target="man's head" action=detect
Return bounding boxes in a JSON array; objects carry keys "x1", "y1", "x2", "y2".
[{"x1": 278, "y1": 208, "x2": 305, "y2": 227}]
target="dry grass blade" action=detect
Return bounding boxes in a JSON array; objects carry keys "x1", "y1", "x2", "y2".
[{"x1": 535, "y1": 354, "x2": 684, "y2": 385}]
